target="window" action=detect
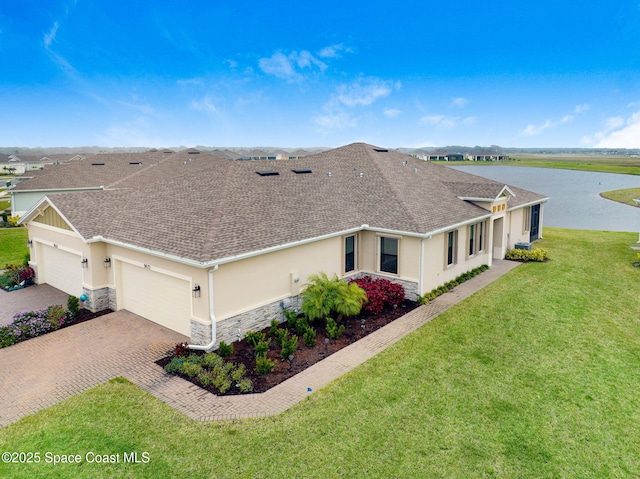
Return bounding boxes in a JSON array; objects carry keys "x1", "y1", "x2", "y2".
[
  {"x1": 345, "y1": 235, "x2": 356, "y2": 273},
  {"x1": 523, "y1": 207, "x2": 532, "y2": 233},
  {"x1": 380, "y1": 237, "x2": 398, "y2": 274},
  {"x1": 468, "y1": 221, "x2": 487, "y2": 257},
  {"x1": 446, "y1": 230, "x2": 458, "y2": 267}
]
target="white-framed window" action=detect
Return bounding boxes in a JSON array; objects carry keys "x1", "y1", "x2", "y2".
[
  {"x1": 344, "y1": 234, "x2": 357, "y2": 273},
  {"x1": 468, "y1": 220, "x2": 487, "y2": 257},
  {"x1": 445, "y1": 230, "x2": 458, "y2": 267},
  {"x1": 379, "y1": 236, "x2": 399, "y2": 274},
  {"x1": 523, "y1": 207, "x2": 532, "y2": 234}
]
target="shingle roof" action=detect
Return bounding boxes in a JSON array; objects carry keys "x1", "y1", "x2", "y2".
[{"x1": 35, "y1": 143, "x2": 547, "y2": 264}]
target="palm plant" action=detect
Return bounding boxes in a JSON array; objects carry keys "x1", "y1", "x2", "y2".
[{"x1": 301, "y1": 272, "x2": 366, "y2": 323}]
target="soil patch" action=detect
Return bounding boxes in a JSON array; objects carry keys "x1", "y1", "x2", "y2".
[{"x1": 157, "y1": 300, "x2": 419, "y2": 396}]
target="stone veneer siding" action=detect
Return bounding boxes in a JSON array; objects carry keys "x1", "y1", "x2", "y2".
[
  {"x1": 81, "y1": 286, "x2": 115, "y2": 313},
  {"x1": 201, "y1": 295, "x2": 301, "y2": 350}
]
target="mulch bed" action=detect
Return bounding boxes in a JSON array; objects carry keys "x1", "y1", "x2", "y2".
[
  {"x1": 157, "y1": 300, "x2": 419, "y2": 396},
  {"x1": 69, "y1": 308, "x2": 113, "y2": 325}
]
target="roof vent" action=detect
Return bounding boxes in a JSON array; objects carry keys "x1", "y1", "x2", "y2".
[
  {"x1": 413, "y1": 167, "x2": 418, "y2": 173},
  {"x1": 327, "y1": 172, "x2": 332, "y2": 177},
  {"x1": 256, "y1": 171, "x2": 279, "y2": 176},
  {"x1": 91, "y1": 163, "x2": 105, "y2": 166},
  {"x1": 163, "y1": 150, "x2": 173, "y2": 154},
  {"x1": 359, "y1": 172, "x2": 365, "y2": 177},
  {"x1": 292, "y1": 169, "x2": 312, "y2": 174},
  {"x1": 188, "y1": 151, "x2": 200, "y2": 155},
  {"x1": 129, "y1": 161, "x2": 142, "y2": 165},
  {"x1": 373, "y1": 148, "x2": 388, "y2": 152},
  {"x1": 401, "y1": 161, "x2": 408, "y2": 166}
]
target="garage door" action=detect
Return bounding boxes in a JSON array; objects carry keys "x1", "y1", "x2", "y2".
[
  {"x1": 39, "y1": 244, "x2": 83, "y2": 296},
  {"x1": 117, "y1": 261, "x2": 191, "y2": 336}
]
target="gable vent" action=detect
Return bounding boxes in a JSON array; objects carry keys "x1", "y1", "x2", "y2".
[
  {"x1": 291, "y1": 169, "x2": 312, "y2": 174},
  {"x1": 256, "y1": 171, "x2": 279, "y2": 176},
  {"x1": 91, "y1": 162, "x2": 105, "y2": 166},
  {"x1": 373, "y1": 148, "x2": 388, "y2": 152}
]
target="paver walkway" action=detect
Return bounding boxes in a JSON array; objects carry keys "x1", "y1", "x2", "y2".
[{"x1": 0, "y1": 260, "x2": 519, "y2": 427}]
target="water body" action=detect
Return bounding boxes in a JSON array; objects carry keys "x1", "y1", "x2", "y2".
[{"x1": 447, "y1": 165, "x2": 640, "y2": 233}]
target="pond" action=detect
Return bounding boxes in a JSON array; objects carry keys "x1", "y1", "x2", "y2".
[{"x1": 447, "y1": 165, "x2": 640, "y2": 233}]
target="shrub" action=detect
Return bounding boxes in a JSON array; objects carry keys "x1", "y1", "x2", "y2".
[
  {"x1": 202, "y1": 352, "x2": 224, "y2": 369},
  {"x1": 301, "y1": 272, "x2": 366, "y2": 322},
  {"x1": 303, "y1": 327, "x2": 317, "y2": 347},
  {"x1": 281, "y1": 334, "x2": 298, "y2": 359},
  {"x1": 418, "y1": 265, "x2": 490, "y2": 304},
  {"x1": 505, "y1": 247, "x2": 548, "y2": 262},
  {"x1": 174, "y1": 342, "x2": 190, "y2": 357},
  {"x1": 255, "y1": 353, "x2": 277, "y2": 374},
  {"x1": 326, "y1": 317, "x2": 345, "y2": 340},
  {"x1": 295, "y1": 316, "x2": 310, "y2": 335},
  {"x1": 244, "y1": 330, "x2": 266, "y2": 347},
  {"x1": 254, "y1": 339, "x2": 270, "y2": 357},
  {"x1": 178, "y1": 361, "x2": 203, "y2": 378},
  {"x1": 230, "y1": 364, "x2": 247, "y2": 383},
  {"x1": 45, "y1": 305, "x2": 67, "y2": 330},
  {"x1": 0, "y1": 327, "x2": 18, "y2": 348},
  {"x1": 217, "y1": 341, "x2": 233, "y2": 357},
  {"x1": 237, "y1": 378, "x2": 253, "y2": 393},
  {"x1": 164, "y1": 357, "x2": 185, "y2": 374},
  {"x1": 273, "y1": 328, "x2": 288, "y2": 348},
  {"x1": 269, "y1": 319, "x2": 280, "y2": 339},
  {"x1": 284, "y1": 309, "x2": 298, "y2": 330},
  {"x1": 348, "y1": 276, "x2": 406, "y2": 314},
  {"x1": 67, "y1": 295, "x2": 80, "y2": 319}
]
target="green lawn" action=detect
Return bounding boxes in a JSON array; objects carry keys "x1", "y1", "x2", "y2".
[
  {"x1": 600, "y1": 187, "x2": 640, "y2": 207},
  {"x1": 438, "y1": 154, "x2": 640, "y2": 175},
  {"x1": 0, "y1": 228, "x2": 28, "y2": 267},
  {"x1": 1, "y1": 228, "x2": 639, "y2": 478}
]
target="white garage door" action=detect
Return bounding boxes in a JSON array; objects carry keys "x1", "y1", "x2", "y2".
[
  {"x1": 39, "y1": 244, "x2": 83, "y2": 296},
  {"x1": 117, "y1": 261, "x2": 191, "y2": 336}
]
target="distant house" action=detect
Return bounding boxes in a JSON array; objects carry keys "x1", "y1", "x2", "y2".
[{"x1": 19, "y1": 143, "x2": 548, "y2": 349}]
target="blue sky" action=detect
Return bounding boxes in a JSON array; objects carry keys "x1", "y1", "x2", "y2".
[{"x1": 1, "y1": 1, "x2": 640, "y2": 148}]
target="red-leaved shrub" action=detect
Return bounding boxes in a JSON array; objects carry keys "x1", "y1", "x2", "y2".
[{"x1": 348, "y1": 276, "x2": 406, "y2": 314}]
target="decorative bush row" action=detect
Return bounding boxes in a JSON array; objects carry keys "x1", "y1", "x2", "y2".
[
  {"x1": 165, "y1": 352, "x2": 253, "y2": 394},
  {"x1": 348, "y1": 276, "x2": 406, "y2": 314},
  {"x1": 0, "y1": 305, "x2": 68, "y2": 348},
  {"x1": 417, "y1": 265, "x2": 489, "y2": 304},
  {"x1": 0, "y1": 295, "x2": 81, "y2": 349},
  {"x1": 505, "y1": 247, "x2": 549, "y2": 262}
]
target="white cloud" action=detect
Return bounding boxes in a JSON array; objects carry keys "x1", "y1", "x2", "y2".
[
  {"x1": 591, "y1": 111, "x2": 640, "y2": 148},
  {"x1": 318, "y1": 43, "x2": 352, "y2": 58},
  {"x1": 384, "y1": 108, "x2": 401, "y2": 118},
  {"x1": 575, "y1": 103, "x2": 590, "y2": 114},
  {"x1": 451, "y1": 97, "x2": 468, "y2": 108},
  {"x1": 190, "y1": 94, "x2": 219, "y2": 114},
  {"x1": 43, "y1": 21, "x2": 58, "y2": 48},
  {"x1": 224, "y1": 59, "x2": 238, "y2": 69},
  {"x1": 313, "y1": 111, "x2": 358, "y2": 130},
  {"x1": 259, "y1": 50, "x2": 326, "y2": 82},
  {"x1": 177, "y1": 78, "x2": 205, "y2": 87},
  {"x1": 521, "y1": 104, "x2": 588, "y2": 136},
  {"x1": 336, "y1": 78, "x2": 393, "y2": 106},
  {"x1": 463, "y1": 116, "x2": 477, "y2": 125},
  {"x1": 419, "y1": 115, "x2": 458, "y2": 128}
]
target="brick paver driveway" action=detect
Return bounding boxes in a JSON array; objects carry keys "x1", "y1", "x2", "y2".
[
  {"x1": 0, "y1": 311, "x2": 188, "y2": 427},
  {"x1": 0, "y1": 284, "x2": 71, "y2": 327}
]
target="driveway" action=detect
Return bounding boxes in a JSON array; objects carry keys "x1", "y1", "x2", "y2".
[
  {"x1": 0, "y1": 284, "x2": 71, "y2": 326},
  {"x1": 0, "y1": 310, "x2": 188, "y2": 427}
]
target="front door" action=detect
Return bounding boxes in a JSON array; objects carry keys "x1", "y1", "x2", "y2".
[{"x1": 530, "y1": 204, "x2": 540, "y2": 241}]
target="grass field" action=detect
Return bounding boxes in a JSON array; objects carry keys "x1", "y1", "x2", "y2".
[
  {"x1": 600, "y1": 187, "x2": 640, "y2": 207},
  {"x1": 0, "y1": 228, "x2": 28, "y2": 267},
  {"x1": 0, "y1": 228, "x2": 639, "y2": 478},
  {"x1": 436, "y1": 154, "x2": 640, "y2": 176}
]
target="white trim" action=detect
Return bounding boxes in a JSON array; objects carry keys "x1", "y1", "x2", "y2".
[
  {"x1": 112, "y1": 254, "x2": 192, "y2": 283},
  {"x1": 506, "y1": 198, "x2": 550, "y2": 212},
  {"x1": 33, "y1": 238, "x2": 83, "y2": 257}
]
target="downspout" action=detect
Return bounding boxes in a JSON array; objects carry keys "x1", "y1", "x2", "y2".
[{"x1": 188, "y1": 265, "x2": 218, "y2": 351}]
